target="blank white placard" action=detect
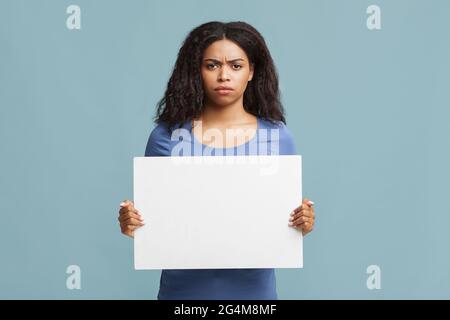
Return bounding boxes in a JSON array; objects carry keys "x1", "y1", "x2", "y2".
[{"x1": 133, "y1": 155, "x2": 302, "y2": 270}]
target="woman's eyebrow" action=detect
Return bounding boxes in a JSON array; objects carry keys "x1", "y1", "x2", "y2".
[{"x1": 204, "y1": 58, "x2": 245, "y2": 63}]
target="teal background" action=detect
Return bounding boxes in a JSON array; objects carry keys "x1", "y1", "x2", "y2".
[{"x1": 1, "y1": 0, "x2": 449, "y2": 299}]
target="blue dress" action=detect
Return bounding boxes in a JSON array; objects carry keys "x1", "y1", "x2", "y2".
[{"x1": 144, "y1": 116, "x2": 297, "y2": 300}]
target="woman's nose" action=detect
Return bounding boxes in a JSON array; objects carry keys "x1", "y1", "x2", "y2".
[{"x1": 218, "y1": 66, "x2": 230, "y2": 81}]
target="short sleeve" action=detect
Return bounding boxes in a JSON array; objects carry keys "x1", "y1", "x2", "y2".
[
  {"x1": 277, "y1": 122, "x2": 298, "y2": 155},
  {"x1": 144, "y1": 123, "x2": 172, "y2": 157}
]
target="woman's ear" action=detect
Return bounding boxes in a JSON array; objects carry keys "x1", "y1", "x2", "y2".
[{"x1": 248, "y1": 63, "x2": 254, "y2": 82}]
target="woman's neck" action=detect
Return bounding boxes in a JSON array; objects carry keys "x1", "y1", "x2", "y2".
[{"x1": 200, "y1": 99, "x2": 255, "y2": 127}]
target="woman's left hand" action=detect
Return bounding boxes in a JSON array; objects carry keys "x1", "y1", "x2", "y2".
[{"x1": 289, "y1": 198, "x2": 315, "y2": 236}]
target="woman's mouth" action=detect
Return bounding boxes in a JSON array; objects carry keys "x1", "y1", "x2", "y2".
[
  {"x1": 214, "y1": 87, "x2": 234, "y2": 95},
  {"x1": 215, "y1": 89, "x2": 233, "y2": 95}
]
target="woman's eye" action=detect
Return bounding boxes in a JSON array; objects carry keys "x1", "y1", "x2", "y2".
[{"x1": 206, "y1": 63, "x2": 241, "y2": 70}]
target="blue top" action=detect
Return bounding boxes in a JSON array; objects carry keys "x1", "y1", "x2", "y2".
[{"x1": 144, "y1": 116, "x2": 297, "y2": 300}]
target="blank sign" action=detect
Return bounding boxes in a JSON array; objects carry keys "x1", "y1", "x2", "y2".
[{"x1": 133, "y1": 155, "x2": 302, "y2": 270}]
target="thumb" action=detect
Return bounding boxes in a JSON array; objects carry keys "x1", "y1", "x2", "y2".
[{"x1": 120, "y1": 199, "x2": 134, "y2": 208}]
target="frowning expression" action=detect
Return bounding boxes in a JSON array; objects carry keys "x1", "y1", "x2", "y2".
[{"x1": 201, "y1": 39, "x2": 254, "y2": 107}]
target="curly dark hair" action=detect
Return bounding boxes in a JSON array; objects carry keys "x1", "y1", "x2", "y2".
[{"x1": 154, "y1": 21, "x2": 286, "y2": 132}]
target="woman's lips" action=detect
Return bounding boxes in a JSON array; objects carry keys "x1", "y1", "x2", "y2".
[
  {"x1": 216, "y1": 90, "x2": 233, "y2": 95},
  {"x1": 214, "y1": 88, "x2": 234, "y2": 95}
]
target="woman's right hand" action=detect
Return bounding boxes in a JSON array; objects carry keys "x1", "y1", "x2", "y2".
[{"x1": 118, "y1": 200, "x2": 145, "y2": 238}]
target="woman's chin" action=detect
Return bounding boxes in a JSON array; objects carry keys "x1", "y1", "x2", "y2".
[{"x1": 207, "y1": 96, "x2": 237, "y2": 106}]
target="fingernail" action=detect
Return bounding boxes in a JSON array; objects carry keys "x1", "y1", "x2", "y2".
[
  {"x1": 308, "y1": 201, "x2": 314, "y2": 205},
  {"x1": 288, "y1": 222, "x2": 293, "y2": 226},
  {"x1": 289, "y1": 217, "x2": 293, "y2": 222},
  {"x1": 120, "y1": 202, "x2": 127, "y2": 207},
  {"x1": 290, "y1": 212, "x2": 294, "y2": 216}
]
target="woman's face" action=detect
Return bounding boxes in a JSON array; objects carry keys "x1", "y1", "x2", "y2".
[{"x1": 201, "y1": 39, "x2": 254, "y2": 107}]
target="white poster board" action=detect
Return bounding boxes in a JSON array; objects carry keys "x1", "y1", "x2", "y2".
[{"x1": 133, "y1": 155, "x2": 302, "y2": 270}]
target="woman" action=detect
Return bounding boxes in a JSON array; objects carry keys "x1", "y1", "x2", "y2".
[{"x1": 118, "y1": 21, "x2": 315, "y2": 300}]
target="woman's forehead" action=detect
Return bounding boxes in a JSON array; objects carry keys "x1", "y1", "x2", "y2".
[{"x1": 203, "y1": 39, "x2": 248, "y2": 61}]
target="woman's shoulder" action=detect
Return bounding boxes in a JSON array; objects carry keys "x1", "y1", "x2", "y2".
[
  {"x1": 259, "y1": 118, "x2": 294, "y2": 139},
  {"x1": 145, "y1": 121, "x2": 183, "y2": 156},
  {"x1": 259, "y1": 118, "x2": 297, "y2": 155}
]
